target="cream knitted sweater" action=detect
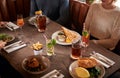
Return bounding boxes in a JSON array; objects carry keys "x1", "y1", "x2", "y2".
[{"x1": 85, "y1": 3, "x2": 120, "y2": 50}]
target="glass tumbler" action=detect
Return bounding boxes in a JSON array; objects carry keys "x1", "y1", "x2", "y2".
[
  {"x1": 46, "y1": 39, "x2": 55, "y2": 56},
  {"x1": 71, "y1": 40, "x2": 82, "y2": 59}
]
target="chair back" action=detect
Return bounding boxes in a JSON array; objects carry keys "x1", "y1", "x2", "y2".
[
  {"x1": 0, "y1": 0, "x2": 9, "y2": 21},
  {"x1": 70, "y1": 0, "x2": 89, "y2": 34},
  {"x1": 113, "y1": 41, "x2": 120, "y2": 55},
  {"x1": 0, "y1": 0, "x2": 30, "y2": 21}
]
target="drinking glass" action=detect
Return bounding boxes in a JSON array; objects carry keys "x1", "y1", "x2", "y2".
[
  {"x1": 71, "y1": 39, "x2": 82, "y2": 59},
  {"x1": 81, "y1": 30, "x2": 90, "y2": 47},
  {"x1": 16, "y1": 14, "x2": 25, "y2": 41},
  {"x1": 46, "y1": 39, "x2": 55, "y2": 56},
  {"x1": 17, "y1": 14, "x2": 24, "y2": 28},
  {"x1": 36, "y1": 15, "x2": 46, "y2": 32},
  {"x1": 81, "y1": 30, "x2": 90, "y2": 57}
]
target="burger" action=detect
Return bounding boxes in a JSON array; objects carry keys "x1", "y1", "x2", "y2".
[{"x1": 76, "y1": 58, "x2": 101, "y2": 78}]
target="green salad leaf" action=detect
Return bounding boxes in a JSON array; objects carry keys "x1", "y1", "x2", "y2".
[
  {"x1": 87, "y1": 67, "x2": 101, "y2": 78},
  {"x1": 0, "y1": 33, "x2": 13, "y2": 42}
]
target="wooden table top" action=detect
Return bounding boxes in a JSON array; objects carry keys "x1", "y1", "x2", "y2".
[{"x1": 1, "y1": 17, "x2": 120, "y2": 78}]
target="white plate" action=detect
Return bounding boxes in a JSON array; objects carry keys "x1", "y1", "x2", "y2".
[
  {"x1": 69, "y1": 61, "x2": 105, "y2": 78},
  {"x1": 51, "y1": 30, "x2": 81, "y2": 45},
  {"x1": 28, "y1": 16, "x2": 50, "y2": 26}
]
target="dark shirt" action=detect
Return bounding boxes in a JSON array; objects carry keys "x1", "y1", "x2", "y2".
[{"x1": 30, "y1": 0, "x2": 70, "y2": 27}]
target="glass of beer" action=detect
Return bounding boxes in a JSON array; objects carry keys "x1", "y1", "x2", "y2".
[
  {"x1": 36, "y1": 15, "x2": 46, "y2": 32},
  {"x1": 16, "y1": 14, "x2": 25, "y2": 41},
  {"x1": 71, "y1": 39, "x2": 82, "y2": 59},
  {"x1": 17, "y1": 14, "x2": 24, "y2": 28}
]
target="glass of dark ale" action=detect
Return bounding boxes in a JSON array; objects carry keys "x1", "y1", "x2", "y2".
[
  {"x1": 37, "y1": 15, "x2": 46, "y2": 32},
  {"x1": 71, "y1": 39, "x2": 82, "y2": 59}
]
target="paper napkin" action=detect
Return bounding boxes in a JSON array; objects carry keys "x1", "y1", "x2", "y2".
[
  {"x1": 3, "y1": 41, "x2": 27, "y2": 53},
  {"x1": 41, "y1": 69, "x2": 64, "y2": 78},
  {"x1": 90, "y1": 52, "x2": 115, "y2": 68},
  {"x1": 5, "y1": 22, "x2": 19, "y2": 31}
]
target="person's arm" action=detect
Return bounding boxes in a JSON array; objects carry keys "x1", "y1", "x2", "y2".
[
  {"x1": 30, "y1": 0, "x2": 38, "y2": 16},
  {"x1": 56, "y1": 0, "x2": 69, "y2": 27},
  {"x1": 92, "y1": 14, "x2": 120, "y2": 50}
]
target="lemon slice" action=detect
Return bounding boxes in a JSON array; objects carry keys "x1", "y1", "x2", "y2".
[{"x1": 75, "y1": 67, "x2": 90, "y2": 78}]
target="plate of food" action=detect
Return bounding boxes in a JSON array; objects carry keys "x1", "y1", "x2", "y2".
[
  {"x1": 69, "y1": 58, "x2": 105, "y2": 78},
  {"x1": 0, "y1": 33, "x2": 15, "y2": 42},
  {"x1": 22, "y1": 55, "x2": 50, "y2": 74},
  {"x1": 52, "y1": 27, "x2": 81, "y2": 45}
]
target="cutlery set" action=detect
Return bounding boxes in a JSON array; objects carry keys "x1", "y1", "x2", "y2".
[
  {"x1": 3, "y1": 41, "x2": 27, "y2": 53},
  {"x1": 4, "y1": 22, "x2": 19, "y2": 31},
  {"x1": 41, "y1": 69, "x2": 64, "y2": 78},
  {"x1": 90, "y1": 51, "x2": 115, "y2": 68}
]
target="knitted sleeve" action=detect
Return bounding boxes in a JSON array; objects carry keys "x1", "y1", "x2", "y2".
[{"x1": 94, "y1": 14, "x2": 120, "y2": 50}]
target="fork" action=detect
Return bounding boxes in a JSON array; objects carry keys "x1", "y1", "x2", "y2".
[
  {"x1": 90, "y1": 51, "x2": 112, "y2": 66},
  {"x1": 5, "y1": 41, "x2": 25, "y2": 50}
]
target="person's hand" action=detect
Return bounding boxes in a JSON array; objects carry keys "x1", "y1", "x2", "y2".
[
  {"x1": 0, "y1": 40, "x2": 6, "y2": 49},
  {"x1": 91, "y1": 40, "x2": 97, "y2": 44},
  {"x1": 0, "y1": 21, "x2": 7, "y2": 28}
]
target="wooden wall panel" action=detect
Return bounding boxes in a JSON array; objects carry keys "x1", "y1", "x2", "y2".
[
  {"x1": 23, "y1": 0, "x2": 30, "y2": 17},
  {"x1": 0, "y1": 0, "x2": 30, "y2": 21},
  {"x1": 0, "y1": 0, "x2": 9, "y2": 21},
  {"x1": 6, "y1": 0, "x2": 16, "y2": 21}
]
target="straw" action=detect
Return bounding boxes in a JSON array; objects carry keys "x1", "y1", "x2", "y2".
[{"x1": 43, "y1": 33, "x2": 48, "y2": 41}]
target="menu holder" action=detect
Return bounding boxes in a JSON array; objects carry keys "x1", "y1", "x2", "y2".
[{"x1": 3, "y1": 41, "x2": 27, "y2": 53}]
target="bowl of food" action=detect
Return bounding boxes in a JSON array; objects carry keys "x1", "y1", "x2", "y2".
[
  {"x1": 0, "y1": 33, "x2": 15, "y2": 42},
  {"x1": 69, "y1": 57, "x2": 105, "y2": 78},
  {"x1": 31, "y1": 42, "x2": 43, "y2": 55},
  {"x1": 22, "y1": 55, "x2": 50, "y2": 74}
]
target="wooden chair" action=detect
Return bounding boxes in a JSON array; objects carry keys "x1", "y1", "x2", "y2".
[
  {"x1": 0, "y1": 0, "x2": 9, "y2": 21},
  {"x1": 0, "y1": 0, "x2": 30, "y2": 21},
  {"x1": 113, "y1": 41, "x2": 120, "y2": 55},
  {"x1": 70, "y1": 0, "x2": 89, "y2": 34}
]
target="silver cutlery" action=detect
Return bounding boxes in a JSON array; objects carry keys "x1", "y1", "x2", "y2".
[
  {"x1": 90, "y1": 51, "x2": 114, "y2": 66},
  {"x1": 5, "y1": 41, "x2": 24, "y2": 50}
]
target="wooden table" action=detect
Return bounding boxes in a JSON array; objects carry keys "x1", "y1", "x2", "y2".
[{"x1": 1, "y1": 17, "x2": 120, "y2": 78}]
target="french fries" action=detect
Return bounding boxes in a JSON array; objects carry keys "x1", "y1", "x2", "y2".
[{"x1": 31, "y1": 42, "x2": 43, "y2": 50}]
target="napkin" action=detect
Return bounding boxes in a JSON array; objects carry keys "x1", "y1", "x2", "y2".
[
  {"x1": 41, "y1": 69, "x2": 64, "y2": 78},
  {"x1": 90, "y1": 52, "x2": 115, "y2": 68},
  {"x1": 3, "y1": 41, "x2": 27, "y2": 53},
  {"x1": 5, "y1": 22, "x2": 19, "y2": 31}
]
